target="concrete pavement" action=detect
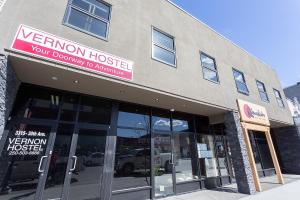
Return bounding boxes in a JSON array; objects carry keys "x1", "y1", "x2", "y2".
[{"x1": 162, "y1": 174, "x2": 300, "y2": 200}]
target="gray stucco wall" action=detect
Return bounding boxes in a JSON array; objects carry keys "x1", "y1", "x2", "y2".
[
  {"x1": 0, "y1": 54, "x2": 20, "y2": 140},
  {"x1": 224, "y1": 111, "x2": 256, "y2": 194},
  {"x1": 0, "y1": 0, "x2": 292, "y2": 125},
  {"x1": 273, "y1": 124, "x2": 300, "y2": 174}
]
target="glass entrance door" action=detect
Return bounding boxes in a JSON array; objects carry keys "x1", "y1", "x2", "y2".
[
  {"x1": 0, "y1": 120, "x2": 55, "y2": 200},
  {"x1": 40, "y1": 124, "x2": 108, "y2": 200},
  {"x1": 153, "y1": 131, "x2": 174, "y2": 197},
  {"x1": 63, "y1": 125, "x2": 107, "y2": 200}
]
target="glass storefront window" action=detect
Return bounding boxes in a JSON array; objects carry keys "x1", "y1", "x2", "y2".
[
  {"x1": 113, "y1": 128, "x2": 151, "y2": 191},
  {"x1": 78, "y1": 96, "x2": 111, "y2": 124},
  {"x1": 197, "y1": 134, "x2": 219, "y2": 178},
  {"x1": 215, "y1": 135, "x2": 229, "y2": 177},
  {"x1": 174, "y1": 132, "x2": 199, "y2": 182},
  {"x1": 152, "y1": 109, "x2": 171, "y2": 132},
  {"x1": 59, "y1": 94, "x2": 79, "y2": 121},
  {"x1": 172, "y1": 112, "x2": 194, "y2": 132},
  {"x1": 117, "y1": 103, "x2": 150, "y2": 129},
  {"x1": 11, "y1": 85, "x2": 60, "y2": 120},
  {"x1": 153, "y1": 131, "x2": 173, "y2": 197}
]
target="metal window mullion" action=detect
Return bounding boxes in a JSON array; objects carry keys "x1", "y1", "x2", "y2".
[
  {"x1": 153, "y1": 42, "x2": 175, "y2": 53},
  {"x1": 71, "y1": 5, "x2": 109, "y2": 23},
  {"x1": 203, "y1": 66, "x2": 218, "y2": 73}
]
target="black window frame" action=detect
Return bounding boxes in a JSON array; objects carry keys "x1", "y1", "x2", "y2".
[
  {"x1": 63, "y1": 0, "x2": 112, "y2": 40},
  {"x1": 232, "y1": 68, "x2": 249, "y2": 95},
  {"x1": 256, "y1": 80, "x2": 269, "y2": 102},
  {"x1": 200, "y1": 52, "x2": 220, "y2": 84},
  {"x1": 273, "y1": 88, "x2": 285, "y2": 108},
  {"x1": 151, "y1": 27, "x2": 176, "y2": 67}
]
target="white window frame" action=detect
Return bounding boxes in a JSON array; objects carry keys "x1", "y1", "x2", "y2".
[
  {"x1": 63, "y1": 0, "x2": 111, "y2": 40},
  {"x1": 256, "y1": 80, "x2": 269, "y2": 102},
  {"x1": 151, "y1": 27, "x2": 176, "y2": 67}
]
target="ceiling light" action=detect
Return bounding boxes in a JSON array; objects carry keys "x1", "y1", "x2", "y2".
[
  {"x1": 170, "y1": 108, "x2": 175, "y2": 112},
  {"x1": 52, "y1": 76, "x2": 58, "y2": 81},
  {"x1": 73, "y1": 80, "x2": 79, "y2": 84}
]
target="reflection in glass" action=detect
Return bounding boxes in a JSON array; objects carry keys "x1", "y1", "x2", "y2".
[
  {"x1": 0, "y1": 124, "x2": 51, "y2": 200},
  {"x1": 68, "y1": 0, "x2": 110, "y2": 38},
  {"x1": 200, "y1": 53, "x2": 216, "y2": 70},
  {"x1": 11, "y1": 85, "x2": 60, "y2": 120},
  {"x1": 203, "y1": 68, "x2": 218, "y2": 82},
  {"x1": 174, "y1": 132, "x2": 198, "y2": 182},
  {"x1": 214, "y1": 136, "x2": 229, "y2": 176},
  {"x1": 172, "y1": 113, "x2": 194, "y2": 132},
  {"x1": 43, "y1": 124, "x2": 74, "y2": 200},
  {"x1": 154, "y1": 132, "x2": 173, "y2": 197},
  {"x1": 153, "y1": 29, "x2": 174, "y2": 50},
  {"x1": 113, "y1": 129, "x2": 150, "y2": 191},
  {"x1": 79, "y1": 96, "x2": 111, "y2": 124},
  {"x1": 152, "y1": 110, "x2": 171, "y2": 132},
  {"x1": 68, "y1": 129, "x2": 107, "y2": 200},
  {"x1": 153, "y1": 45, "x2": 176, "y2": 66},
  {"x1": 197, "y1": 134, "x2": 219, "y2": 178},
  {"x1": 60, "y1": 95, "x2": 79, "y2": 121},
  {"x1": 117, "y1": 104, "x2": 150, "y2": 129},
  {"x1": 233, "y1": 69, "x2": 249, "y2": 94}
]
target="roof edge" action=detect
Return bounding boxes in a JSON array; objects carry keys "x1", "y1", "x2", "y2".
[{"x1": 165, "y1": 0, "x2": 276, "y2": 73}]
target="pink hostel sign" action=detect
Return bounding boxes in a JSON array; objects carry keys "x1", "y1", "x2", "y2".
[{"x1": 12, "y1": 24, "x2": 133, "y2": 81}]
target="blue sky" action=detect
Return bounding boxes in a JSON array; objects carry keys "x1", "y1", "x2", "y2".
[{"x1": 171, "y1": 0, "x2": 300, "y2": 88}]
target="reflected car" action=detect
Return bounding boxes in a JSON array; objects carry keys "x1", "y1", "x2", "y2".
[
  {"x1": 84, "y1": 152, "x2": 105, "y2": 166},
  {"x1": 115, "y1": 148, "x2": 150, "y2": 175}
]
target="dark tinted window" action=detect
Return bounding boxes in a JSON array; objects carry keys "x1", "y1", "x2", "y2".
[
  {"x1": 60, "y1": 94, "x2": 79, "y2": 121},
  {"x1": 78, "y1": 96, "x2": 111, "y2": 124},
  {"x1": 11, "y1": 85, "x2": 60, "y2": 120}
]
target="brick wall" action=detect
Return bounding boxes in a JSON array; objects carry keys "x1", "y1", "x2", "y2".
[
  {"x1": 273, "y1": 124, "x2": 300, "y2": 174},
  {"x1": 224, "y1": 111, "x2": 256, "y2": 194}
]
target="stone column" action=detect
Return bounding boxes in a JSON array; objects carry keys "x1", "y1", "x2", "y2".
[
  {"x1": 272, "y1": 122, "x2": 300, "y2": 174},
  {"x1": 224, "y1": 111, "x2": 256, "y2": 194},
  {"x1": 0, "y1": 54, "x2": 20, "y2": 140}
]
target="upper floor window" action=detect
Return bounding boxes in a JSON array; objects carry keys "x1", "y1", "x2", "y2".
[
  {"x1": 233, "y1": 69, "x2": 249, "y2": 95},
  {"x1": 152, "y1": 28, "x2": 176, "y2": 67},
  {"x1": 274, "y1": 89, "x2": 285, "y2": 108},
  {"x1": 256, "y1": 80, "x2": 269, "y2": 102},
  {"x1": 64, "y1": 0, "x2": 111, "y2": 39},
  {"x1": 200, "y1": 53, "x2": 219, "y2": 83}
]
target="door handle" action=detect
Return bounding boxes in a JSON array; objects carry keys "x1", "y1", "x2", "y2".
[
  {"x1": 38, "y1": 156, "x2": 48, "y2": 173},
  {"x1": 69, "y1": 156, "x2": 78, "y2": 172}
]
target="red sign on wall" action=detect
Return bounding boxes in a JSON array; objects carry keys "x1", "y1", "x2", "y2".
[{"x1": 11, "y1": 24, "x2": 133, "y2": 81}]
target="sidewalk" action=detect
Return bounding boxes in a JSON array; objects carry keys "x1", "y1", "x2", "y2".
[{"x1": 162, "y1": 174, "x2": 300, "y2": 200}]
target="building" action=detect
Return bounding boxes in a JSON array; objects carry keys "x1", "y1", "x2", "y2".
[
  {"x1": 284, "y1": 83, "x2": 300, "y2": 117},
  {"x1": 0, "y1": 0, "x2": 298, "y2": 200}
]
